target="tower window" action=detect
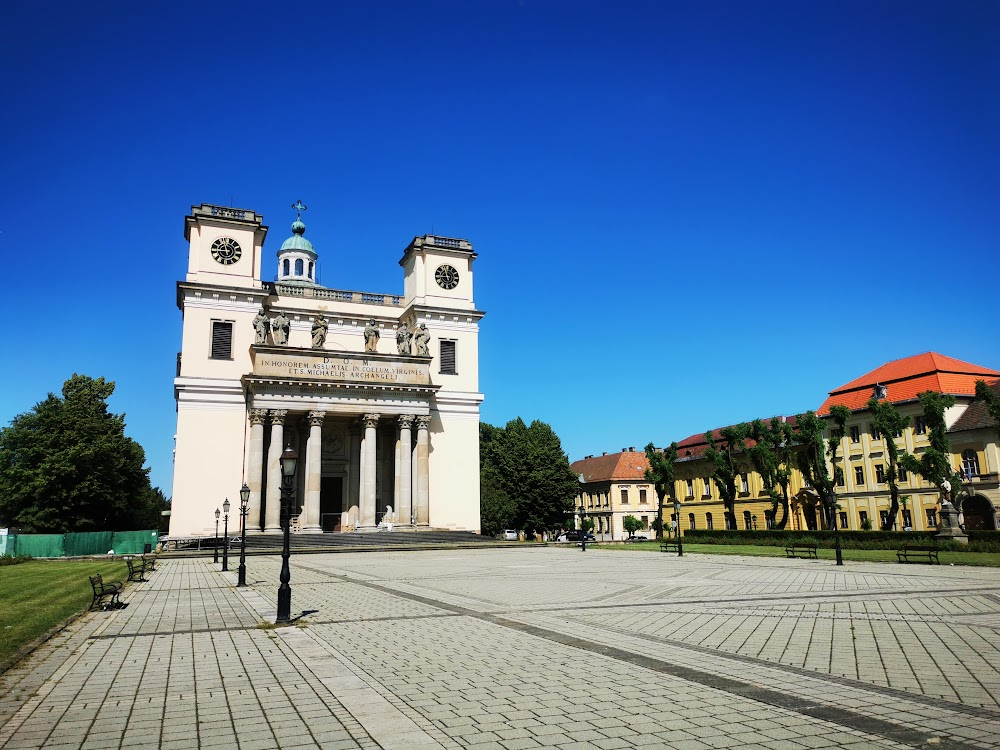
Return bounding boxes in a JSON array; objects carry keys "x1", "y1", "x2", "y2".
[
  {"x1": 295, "y1": 258, "x2": 304, "y2": 276},
  {"x1": 439, "y1": 340, "x2": 457, "y2": 375},
  {"x1": 210, "y1": 321, "x2": 233, "y2": 360},
  {"x1": 282, "y1": 258, "x2": 290, "y2": 276},
  {"x1": 308, "y1": 261, "x2": 314, "y2": 279}
]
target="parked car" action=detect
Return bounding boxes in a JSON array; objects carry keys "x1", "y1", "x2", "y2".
[
  {"x1": 556, "y1": 531, "x2": 596, "y2": 542},
  {"x1": 501, "y1": 529, "x2": 519, "y2": 541},
  {"x1": 625, "y1": 534, "x2": 648, "y2": 542}
]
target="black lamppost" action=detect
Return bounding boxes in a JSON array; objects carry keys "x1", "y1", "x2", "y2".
[
  {"x1": 829, "y1": 487, "x2": 843, "y2": 566},
  {"x1": 221, "y1": 498, "x2": 231, "y2": 572},
  {"x1": 673, "y1": 498, "x2": 683, "y2": 556},
  {"x1": 237, "y1": 483, "x2": 249, "y2": 587},
  {"x1": 213, "y1": 507, "x2": 221, "y2": 563},
  {"x1": 578, "y1": 504, "x2": 587, "y2": 552},
  {"x1": 276, "y1": 444, "x2": 298, "y2": 625}
]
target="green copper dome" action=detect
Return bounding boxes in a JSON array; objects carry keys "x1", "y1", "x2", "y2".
[{"x1": 278, "y1": 219, "x2": 316, "y2": 256}]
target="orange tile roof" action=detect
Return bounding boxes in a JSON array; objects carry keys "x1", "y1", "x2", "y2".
[
  {"x1": 571, "y1": 450, "x2": 650, "y2": 482},
  {"x1": 818, "y1": 352, "x2": 1000, "y2": 414},
  {"x1": 675, "y1": 416, "x2": 796, "y2": 461}
]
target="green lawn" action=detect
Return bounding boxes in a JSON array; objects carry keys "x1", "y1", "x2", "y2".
[
  {"x1": 598, "y1": 541, "x2": 1000, "y2": 567},
  {"x1": 0, "y1": 559, "x2": 129, "y2": 664}
]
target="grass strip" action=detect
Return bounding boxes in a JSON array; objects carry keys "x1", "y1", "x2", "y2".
[
  {"x1": 0, "y1": 559, "x2": 129, "y2": 664},
  {"x1": 597, "y1": 541, "x2": 1000, "y2": 567}
]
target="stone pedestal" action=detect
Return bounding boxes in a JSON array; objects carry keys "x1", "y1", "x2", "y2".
[{"x1": 935, "y1": 500, "x2": 968, "y2": 544}]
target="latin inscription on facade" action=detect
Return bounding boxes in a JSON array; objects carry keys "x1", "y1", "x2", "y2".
[{"x1": 252, "y1": 351, "x2": 431, "y2": 386}]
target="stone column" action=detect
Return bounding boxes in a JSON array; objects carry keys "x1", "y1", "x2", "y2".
[
  {"x1": 302, "y1": 411, "x2": 324, "y2": 532},
  {"x1": 397, "y1": 416, "x2": 414, "y2": 527},
  {"x1": 360, "y1": 413, "x2": 379, "y2": 528},
  {"x1": 348, "y1": 424, "x2": 361, "y2": 528},
  {"x1": 264, "y1": 409, "x2": 288, "y2": 534},
  {"x1": 246, "y1": 409, "x2": 267, "y2": 532},
  {"x1": 414, "y1": 415, "x2": 431, "y2": 526}
]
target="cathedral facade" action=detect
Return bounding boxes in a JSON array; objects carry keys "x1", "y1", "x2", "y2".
[{"x1": 169, "y1": 203, "x2": 484, "y2": 537}]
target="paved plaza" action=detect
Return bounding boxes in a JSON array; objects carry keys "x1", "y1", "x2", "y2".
[{"x1": 1, "y1": 548, "x2": 999, "y2": 750}]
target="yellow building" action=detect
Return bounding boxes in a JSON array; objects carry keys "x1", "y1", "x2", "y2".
[{"x1": 571, "y1": 448, "x2": 658, "y2": 541}]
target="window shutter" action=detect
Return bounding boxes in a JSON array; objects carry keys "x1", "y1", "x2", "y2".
[
  {"x1": 211, "y1": 321, "x2": 233, "y2": 359},
  {"x1": 440, "y1": 340, "x2": 457, "y2": 374}
]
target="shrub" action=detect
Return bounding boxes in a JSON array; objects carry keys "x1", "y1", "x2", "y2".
[{"x1": 0, "y1": 554, "x2": 33, "y2": 566}]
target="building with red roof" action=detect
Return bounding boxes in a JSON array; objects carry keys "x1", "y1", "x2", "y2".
[{"x1": 571, "y1": 447, "x2": 655, "y2": 541}]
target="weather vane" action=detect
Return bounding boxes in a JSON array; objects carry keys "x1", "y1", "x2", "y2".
[{"x1": 291, "y1": 200, "x2": 308, "y2": 220}]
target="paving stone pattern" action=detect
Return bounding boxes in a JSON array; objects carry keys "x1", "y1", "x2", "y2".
[{"x1": 1, "y1": 549, "x2": 998, "y2": 749}]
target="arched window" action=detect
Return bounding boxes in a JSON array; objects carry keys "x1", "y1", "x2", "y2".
[
  {"x1": 282, "y1": 259, "x2": 290, "y2": 276},
  {"x1": 962, "y1": 449, "x2": 981, "y2": 478},
  {"x1": 743, "y1": 510, "x2": 752, "y2": 529},
  {"x1": 308, "y1": 261, "x2": 314, "y2": 279},
  {"x1": 295, "y1": 258, "x2": 304, "y2": 276},
  {"x1": 688, "y1": 513, "x2": 696, "y2": 530},
  {"x1": 705, "y1": 512, "x2": 713, "y2": 530}
]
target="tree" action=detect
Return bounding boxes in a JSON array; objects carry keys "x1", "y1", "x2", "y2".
[
  {"x1": 644, "y1": 442, "x2": 678, "y2": 540},
  {"x1": 703, "y1": 425, "x2": 749, "y2": 530},
  {"x1": 795, "y1": 406, "x2": 849, "y2": 530},
  {"x1": 867, "y1": 396, "x2": 913, "y2": 530},
  {"x1": 901, "y1": 391, "x2": 965, "y2": 511},
  {"x1": 0, "y1": 374, "x2": 161, "y2": 533},
  {"x1": 746, "y1": 418, "x2": 795, "y2": 530},
  {"x1": 974, "y1": 379, "x2": 1000, "y2": 442},
  {"x1": 479, "y1": 418, "x2": 578, "y2": 536},
  {"x1": 622, "y1": 515, "x2": 643, "y2": 537}
]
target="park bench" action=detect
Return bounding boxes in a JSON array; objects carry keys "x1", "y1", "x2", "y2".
[
  {"x1": 784, "y1": 544, "x2": 818, "y2": 559},
  {"x1": 659, "y1": 541, "x2": 681, "y2": 553},
  {"x1": 896, "y1": 545, "x2": 940, "y2": 564},
  {"x1": 90, "y1": 574, "x2": 123, "y2": 610},
  {"x1": 124, "y1": 555, "x2": 154, "y2": 582}
]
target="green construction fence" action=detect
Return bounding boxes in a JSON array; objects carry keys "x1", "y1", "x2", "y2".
[{"x1": 0, "y1": 530, "x2": 158, "y2": 558}]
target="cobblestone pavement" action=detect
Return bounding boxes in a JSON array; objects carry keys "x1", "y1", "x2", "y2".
[{"x1": 1, "y1": 548, "x2": 998, "y2": 749}]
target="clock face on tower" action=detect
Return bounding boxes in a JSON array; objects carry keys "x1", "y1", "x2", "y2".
[
  {"x1": 435, "y1": 264, "x2": 460, "y2": 290},
  {"x1": 210, "y1": 237, "x2": 242, "y2": 265}
]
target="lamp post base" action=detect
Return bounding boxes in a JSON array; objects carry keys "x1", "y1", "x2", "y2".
[
  {"x1": 237, "y1": 564, "x2": 246, "y2": 587},
  {"x1": 276, "y1": 587, "x2": 291, "y2": 624}
]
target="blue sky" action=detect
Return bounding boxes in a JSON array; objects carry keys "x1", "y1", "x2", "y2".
[{"x1": 1, "y1": 1, "x2": 997, "y2": 495}]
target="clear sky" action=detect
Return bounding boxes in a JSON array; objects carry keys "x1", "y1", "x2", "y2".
[{"x1": 1, "y1": 1, "x2": 997, "y2": 495}]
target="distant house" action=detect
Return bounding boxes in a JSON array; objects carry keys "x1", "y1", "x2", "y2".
[{"x1": 571, "y1": 448, "x2": 656, "y2": 541}]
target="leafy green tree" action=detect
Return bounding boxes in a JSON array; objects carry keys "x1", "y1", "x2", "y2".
[
  {"x1": 901, "y1": 391, "x2": 965, "y2": 511},
  {"x1": 0, "y1": 374, "x2": 161, "y2": 533},
  {"x1": 866, "y1": 396, "x2": 913, "y2": 530},
  {"x1": 622, "y1": 515, "x2": 643, "y2": 537},
  {"x1": 974, "y1": 379, "x2": 1000, "y2": 441},
  {"x1": 703, "y1": 425, "x2": 749, "y2": 530},
  {"x1": 746, "y1": 418, "x2": 794, "y2": 530},
  {"x1": 479, "y1": 417, "x2": 578, "y2": 536},
  {"x1": 795, "y1": 406, "x2": 849, "y2": 530},
  {"x1": 480, "y1": 423, "x2": 516, "y2": 535},
  {"x1": 644, "y1": 442, "x2": 678, "y2": 540}
]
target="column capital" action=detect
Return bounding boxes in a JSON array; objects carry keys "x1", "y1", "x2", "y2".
[
  {"x1": 269, "y1": 409, "x2": 289, "y2": 423},
  {"x1": 249, "y1": 409, "x2": 268, "y2": 425},
  {"x1": 415, "y1": 415, "x2": 432, "y2": 430},
  {"x1": 307, "y1": 411, "x2": 325, "y2": 428},
  {"x1": 362, "y1": 413, "x2": 380, "y2": 429},
  {"x1": 398, "y1": 414, "x2": 415, "y2": 429}
]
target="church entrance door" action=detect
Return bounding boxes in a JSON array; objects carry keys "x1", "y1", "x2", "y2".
[{"x1": 321, "y1": 477, "x2": 344, "y2": 531}]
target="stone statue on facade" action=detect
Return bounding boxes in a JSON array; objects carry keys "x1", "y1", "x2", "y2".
[
  {"x1": 396, "y1": 324, "x2": 412, "y2": 355},
  {"x1": 413, "y1": 323, "x2": 431, "y2": 356},
  {"x1": 364, "y1": 319, "x2": 380, "y2": 353},
  {"x1": 252, "y1": 309, "x2": 270, "y2": 345},
  {"x1": 272, "y1": 311, "x2": 290, "y2": 346},
  {"x1": 311, "y1": 314, "x2": 328, "y2": 348}
]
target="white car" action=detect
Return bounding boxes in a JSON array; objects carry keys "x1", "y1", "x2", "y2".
[{"x1": 502, "y1": 530, "x2": 519, "y2": 541}]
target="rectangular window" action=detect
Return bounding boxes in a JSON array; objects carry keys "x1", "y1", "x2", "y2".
[
  {"x1": 210, "y1": 320, "x2": 233, "y2": 359},
  {"x1": 641, "y1": 516, "x2": 649, "y2": 531},
  {"x1": 854, "y1": 466, "x2": 865, "y2": 485},
  {"x1": 703, "y1": 477, "x2": 712, "y2": 497},
  {"x1": 859, "y1": 510, "x2": 869, "y2": 526},
  {"x1": 706, "y1": 513, "x2": 714, "y2": 530},
  {"x1": 439, "y1": 340, "x2": 457, "y2": 375},
  {"x1": 689, "y1": 513, "x2": 696, "y2": 530},
  {"x1": 915, "y1": 416, "x2": 926, "y2": 435},
  {"x1": 879, "y1": 510, "x2": 889, "y2": 528},
  {"x1": 620, "y1": 488, "x2": 629, "y2": 505},
  {"x1": 850, "y1": 426, "x2": 860, "y2": 443},
  {"x1": 902, "y1": 510, "x2": 912, "y2": 529},
  {"x1": 836, "y1": 471, "x2": 845, "y2": 487},
  {"x1": 839, "y1": 511, "x2": 848, "y2": 529},
  {"x1": 898, "y1": 467, "x2": 908, "y2": 482},
  {"x1": 875, "y1": 465, "x2": 885, "y2": 483},
  {"x1": 686, "y1": 479, "x2": 694, "y2": 498},
  {"x1": 925, "y1": 509, "x2": 937, "y2": 527},
  {"x1": 639, "y1": 488, "x2": 648, "y2": 504},
  {"x1": 870, "y1": 425, "x2": 881, "y2": 440},
  {"x1": 740, "y1": 473, "x2": 749, "y2": 493}
]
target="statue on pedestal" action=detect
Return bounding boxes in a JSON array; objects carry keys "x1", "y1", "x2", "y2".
[
  {"x1": 413, "y1": 323, "x2": 431, "y2": 356},
  {"x1": 364, "y1": 319, "x2": 379, "y2": 353},
  {"x1": 272, "y1": 312, "x2": 290, "y2": 345},
  {"x1": 252, "y1": 309, "x2": 270, "y2": 345},
  {"x1": 396, "y1": 324, "x2": 412, "y2": 355},
  {"x1": 311, "y1": 314, "x2": 328, "y2": 348}
]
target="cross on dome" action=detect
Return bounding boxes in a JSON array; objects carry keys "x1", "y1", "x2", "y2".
[{"x1": 291, "y1": 200, "x2": 308, "y2": 220}]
